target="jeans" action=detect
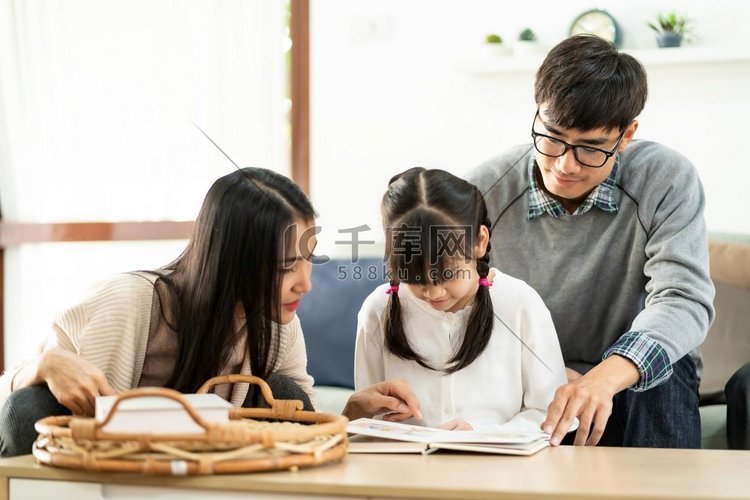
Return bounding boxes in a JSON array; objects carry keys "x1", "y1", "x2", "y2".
[
  {"x1": 563, "y1": 355, "x2": 701, "y2": 448},
  {"x1": 242, "y1": 373, "x2": 314, "y2": 411},
  {"x1": 725, "y1": 362, "x2": 750, "y2": 450},
  {"x1": 0, "y1": 385, "x2": 70, "y2": 457},
  {"x1": 0, "y1": 373, "x2": 314, "y2": 458}
]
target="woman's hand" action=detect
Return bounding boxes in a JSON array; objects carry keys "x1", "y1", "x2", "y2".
[
  {"x1": 343, "y1": 378, "x2": 422, "y2": 422},
  {"x1": 439, "y1": 419, "x2": 473, "y2": 431},
  {"x1": 38, "y1": 346, "x2": 116, "y2": 416}
]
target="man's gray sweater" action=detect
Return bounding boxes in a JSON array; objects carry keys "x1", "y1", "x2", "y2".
[{"x1": 467, "y1": 140, "x2": 715, "y2": 388}]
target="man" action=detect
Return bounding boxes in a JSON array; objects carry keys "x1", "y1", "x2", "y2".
[{"x1": 467, "y1": 34, "x2": 715, "y2": 448}]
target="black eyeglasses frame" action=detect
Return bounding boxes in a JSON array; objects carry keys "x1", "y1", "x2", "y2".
[{"x1": 530, "y1": 110, "x2": 625, "y2": 168}]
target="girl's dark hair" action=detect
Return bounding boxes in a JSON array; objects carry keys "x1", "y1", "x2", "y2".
[
  {"x1": 382, "y1": 167, "x2": 493, "y2": 374},
  {"x1": 535, "y1": 34, "x2": 648, "y2": 132},
  {"x1": 149, "y1": 167, "x2": 315, "y2": 393}
]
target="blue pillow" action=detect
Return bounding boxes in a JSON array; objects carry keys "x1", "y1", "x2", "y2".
[{"x1": 297, "y1": 258, "x2": 385, "y2": 388}]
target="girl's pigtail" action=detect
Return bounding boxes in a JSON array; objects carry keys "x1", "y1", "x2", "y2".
[
  {"x1": 446, "y1": 217, "x2": 494, "y2": 374},
  {"x1": 384, "y1": 278, "x2": 435, "y2": 370}
]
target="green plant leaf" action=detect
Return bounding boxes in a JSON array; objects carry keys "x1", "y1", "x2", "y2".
[
  {"x1": 485, "y1": 33, "x2": 503, "y2": 44},
  {"x1": 518, "y1": 27, "x2": 536, "y2": 41},
  {"x1": 647, "y1": 11, "x2": 690, "y2": 35}
]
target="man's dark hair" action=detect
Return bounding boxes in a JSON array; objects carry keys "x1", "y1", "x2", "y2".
[{"x1": 535, "y1": 34, "x2": 648, "y2": 132}]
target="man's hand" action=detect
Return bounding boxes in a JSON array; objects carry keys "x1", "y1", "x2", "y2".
[
  {"x1": 542, "y1": 356, "x2": 640, "y2": 446},
  {"x1": 343, "y1": 378, "x2": 422, "y2": 422},
  {"x1": 38, "y1": 346, "x2": 116, "y2": 416},
  {"x1": 565, "y1": 367, "x2": 583, "y2": 382},
  {"x1": 439, "y1": 419, "x2": 473, "y2": 431}
]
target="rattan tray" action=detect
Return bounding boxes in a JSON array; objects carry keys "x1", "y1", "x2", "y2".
[{"x1": 33, "y1": 375, "x2": 348, "y2": 475}]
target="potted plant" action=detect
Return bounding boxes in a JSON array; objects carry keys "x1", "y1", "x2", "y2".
[
  {"x1": 648, "y1": 12, "x2": 690, "y2": 48},
  {"x1": 514, "y1": 27, "x2": 539, "y2": 56},
  {"x1": 486, "y1": 33, "x2": 503, "y2": 44},
  {"x1": 484, "y1": 33, "x2": 510, "y2": 56},
  {"x1": 518, "y1": 28, "x2": 537, "y2": 43}
]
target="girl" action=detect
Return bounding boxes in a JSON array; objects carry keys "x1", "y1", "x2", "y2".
[
  {"x1": 0, "y1": 167, "x2": 318, "y2": 456},
  {"x1": 355, "y1": 167, "x2": 567, "y2": 433}
]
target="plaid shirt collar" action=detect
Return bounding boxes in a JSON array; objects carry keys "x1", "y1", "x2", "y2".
[{"x1": 527, "y1": 155, "x2": 620, "y2": 220}]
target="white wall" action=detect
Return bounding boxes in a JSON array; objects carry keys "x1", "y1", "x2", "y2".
[
  {"x1": 0, "y1": 0, "x2": 289, "y2": 367},
  {"x1": 310, "y1": 0, "x2": 750, "y2": 259}
]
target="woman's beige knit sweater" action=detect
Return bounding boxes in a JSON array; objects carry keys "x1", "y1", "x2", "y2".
[{"x1": 0, "y1": 272, "x2": 315, "y2": 408}]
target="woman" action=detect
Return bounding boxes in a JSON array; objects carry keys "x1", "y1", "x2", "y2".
[{"x1": 0, "y1": 167, "x2": 318, "y2": 456}]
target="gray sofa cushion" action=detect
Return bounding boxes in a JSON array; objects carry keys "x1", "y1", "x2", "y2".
[
  {"x1": 700, "y1": 280, "x2": 750, "y2": 398},
  {"x1": 700, "y1": 239, "x2": 750, "y2": 400},
  {"x1": 700, "y1": 404, "x2": 728, "y2": 449}
]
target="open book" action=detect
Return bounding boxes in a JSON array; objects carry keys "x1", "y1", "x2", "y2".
[{"x1": 347, "y1": 418, "x2": 549, "y2": 456}]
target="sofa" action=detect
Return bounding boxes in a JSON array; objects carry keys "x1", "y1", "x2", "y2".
[
  {"x1": 300, "y1": 237, "x2": 750, "y2": 449},
  {"x1": 698, "y1": 235, "x2": 750, "y2": 448}
]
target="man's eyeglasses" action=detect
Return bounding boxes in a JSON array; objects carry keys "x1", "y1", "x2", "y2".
[{"x1": 530, "y1": 110, "x2": 625, "y2": 168}]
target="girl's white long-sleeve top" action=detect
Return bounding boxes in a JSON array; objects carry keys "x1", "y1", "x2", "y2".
[{"x1": 354, "y1": 269, "x2": 567, "y2": 433}]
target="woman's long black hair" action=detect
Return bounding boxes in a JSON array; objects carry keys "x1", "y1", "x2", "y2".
[
  {"x1": 149, "y1": 167, "x2": 315, "y2": 393},
  {"x1": 382, "y1": 167, "x2": 493, "y2": 374}
]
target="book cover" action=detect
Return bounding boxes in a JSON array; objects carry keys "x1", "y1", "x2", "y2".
[
  {"x1": 95, "y1": 393, "x2": 233, "y2": 434},
  {"x1": 347, "y1": 418, "x2": 549, "y2": 456}
]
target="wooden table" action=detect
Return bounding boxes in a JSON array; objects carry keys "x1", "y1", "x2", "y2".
[{"x1": 0, "y1": 447, "x2": 749, "y2": 499}]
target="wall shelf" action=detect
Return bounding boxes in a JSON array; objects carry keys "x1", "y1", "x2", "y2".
[
  {"x1": 457, "y1": 46, "x2": 750, "y2": 75},
  {"x1": 627, "y1": 46, "x2": 750, "y2": 66}
]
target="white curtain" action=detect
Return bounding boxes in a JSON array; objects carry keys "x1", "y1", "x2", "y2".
[{"x1": 0, "y1": 0, "x2": 289, "y2": 366}]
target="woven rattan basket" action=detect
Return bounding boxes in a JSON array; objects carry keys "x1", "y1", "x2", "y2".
[{"x1": 32, "y1": 375, "x2": 348, "y2": 475}]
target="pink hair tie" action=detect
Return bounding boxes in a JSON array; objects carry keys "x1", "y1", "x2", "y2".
[
  {"x1": 479, "y1": 277, "x2": 493, "y2": 288},
  {"x1": 386, "y1": 285, "x2": 400, "y2": 295}
]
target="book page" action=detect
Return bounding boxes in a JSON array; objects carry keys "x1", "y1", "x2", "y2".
[
  {"x1": 428, "y1": 440, "x2": 549, "y2": 456},
  {"x1": 347, "y1": 418, "x2": 548, "y2": 445},
  {"x1": 347, "y1": 435, "x2": 429, "y2": 454}
]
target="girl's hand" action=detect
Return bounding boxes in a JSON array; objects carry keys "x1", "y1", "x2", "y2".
[
  {"x1": 439, "y1": 419, "x2": 473, "y2": 431},
  {"x1": 38, "y1": 346, "x2": 116, "y2": 416}
]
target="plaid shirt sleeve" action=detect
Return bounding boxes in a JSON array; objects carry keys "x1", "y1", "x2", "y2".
[{"x1": 602, "y1": 331, "x2": 673, "y2": 391}]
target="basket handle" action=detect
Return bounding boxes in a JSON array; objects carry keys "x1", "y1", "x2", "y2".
[
  {"x1": 197, "y1": 374, "x2": 303, "y2": 419},
  {"x1": 96, "y1": 387, "x2": 211, "y2": 432}
]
